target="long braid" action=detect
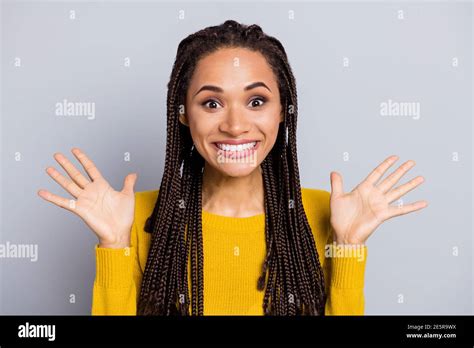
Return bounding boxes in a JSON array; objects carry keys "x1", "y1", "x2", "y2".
[
  {"x1": 175, "y1": 145, "x2": 195, "y2": 315},
  {"x1": 137, "y1": 19, "x2": 326, "y2": 316},
  {"x1": 276, "y1": 45, "x2": 313, "y2": 314}
]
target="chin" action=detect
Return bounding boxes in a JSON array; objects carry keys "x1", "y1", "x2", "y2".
[{"x1": 214, "y1": 162, "x2": 260, "y2": 178}]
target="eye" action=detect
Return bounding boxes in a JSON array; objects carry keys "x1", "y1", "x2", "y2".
[
  {"x1": 201, "y1": 99, "x2": 222, "y2": 109},
  {"x1": 248, "y1": 96, "x2": 266, "y2": 108}
]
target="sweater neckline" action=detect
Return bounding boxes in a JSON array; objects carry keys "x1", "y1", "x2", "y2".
[{"x1": 202, "y1": 209, "x2": 265, "y2": 233}]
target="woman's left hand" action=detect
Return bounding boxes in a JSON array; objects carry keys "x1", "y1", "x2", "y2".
[{"x1": 329, "y1": 155, "x2": 428, "y2": 245}]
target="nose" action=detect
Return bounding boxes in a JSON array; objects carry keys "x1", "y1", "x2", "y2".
[{"x1": 218, "y1": 104, "x2": 251, "y2": 136}]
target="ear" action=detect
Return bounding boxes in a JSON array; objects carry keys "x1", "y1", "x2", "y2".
[
  {"x1": 179, "y1": 113, "x2": 189, "y2": 127},
  {"x1": 279, "y1": 110, "x2": 284, "y2": 123}
]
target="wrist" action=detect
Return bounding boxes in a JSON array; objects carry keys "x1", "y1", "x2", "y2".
[
  {"x1": 334, "y1": 237, "x2": 366, "y2": 246},
  {"x1": 98, "y1": 237, "x2": 130, "y2": 249},
  {"x1": 332, "y1": 229, "x2": 366, "y2": 246}
]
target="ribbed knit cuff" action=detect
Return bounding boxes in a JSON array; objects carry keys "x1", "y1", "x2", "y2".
[
  {"x1": 94, "y1": 244, "x2": 135, "y2": 288},
  {"x1": 329, "y1": 245, "x2": 368, "y2": 289}
]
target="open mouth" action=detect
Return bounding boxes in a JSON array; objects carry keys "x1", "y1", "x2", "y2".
[{"x1": 212, "y1": 141, "x2": 260, "y2": 158}]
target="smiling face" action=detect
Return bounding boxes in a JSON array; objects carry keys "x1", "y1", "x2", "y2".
[{"x1": 181, "y1": 47, "x2": 284, "y2": 178}]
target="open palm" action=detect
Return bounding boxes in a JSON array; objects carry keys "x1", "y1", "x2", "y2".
[
  {"x1": 38, "y1": 148, "x2": 137, "y2": 248},
  {"x1": 329, "y1": 155, "x2": 428, "y2": 245}
]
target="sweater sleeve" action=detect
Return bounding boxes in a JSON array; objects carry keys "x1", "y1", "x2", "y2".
[
  {"x1": 323, "y1": 225, "x2": 368, "y2": 316},
  {"x1": 91, "y1": 215, "x2": 143, "y2": 316}
]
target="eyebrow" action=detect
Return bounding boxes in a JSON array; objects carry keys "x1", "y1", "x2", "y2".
[{"x1": 193, "y1": 81, "x2": 272, "y2": 98}]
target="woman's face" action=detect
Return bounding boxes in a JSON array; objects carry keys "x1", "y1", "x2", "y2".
[{"x1": 182, "y1": 47, "x2": 283, "y2": 178}]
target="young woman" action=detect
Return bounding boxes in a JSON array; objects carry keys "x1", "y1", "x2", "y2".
[{"x1": 38, "y1": 20, "x2": 427, "y2": 316}]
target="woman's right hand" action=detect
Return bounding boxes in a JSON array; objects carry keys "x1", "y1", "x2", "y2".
[{"x1": 38, "y1": 148, "x2": 138, "y2": 249}]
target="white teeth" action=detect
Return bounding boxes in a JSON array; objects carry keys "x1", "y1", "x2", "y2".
[{"x1": 216, "y1": 141, "x2": 257, "y2": 151}]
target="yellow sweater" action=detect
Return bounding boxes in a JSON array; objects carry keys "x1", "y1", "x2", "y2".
[{"x1": 91, "y1": 188, "x2": 367, "y2": 316}]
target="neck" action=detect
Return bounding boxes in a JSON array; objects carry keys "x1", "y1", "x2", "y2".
[{"x1": 201, "y1": 162, "x2": 265, "y2": 218}]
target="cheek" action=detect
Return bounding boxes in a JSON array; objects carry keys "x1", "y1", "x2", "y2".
[
  {"x1": 187, "y1": 115, "x2": 217, "y2": 157},
  {"x1": 189, "y1": 117, "x2": 214, "y2": 141},
  {"x1": 186, "y1": 106, "x2": 206, "y2": 138},
  {"x1": 259, "y1": 109, "x2": 282, "y2": 144}
]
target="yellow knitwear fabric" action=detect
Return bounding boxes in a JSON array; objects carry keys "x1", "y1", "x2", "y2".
[{"x1": 91, "y1": 188, "x2": 368, "y2": 315}]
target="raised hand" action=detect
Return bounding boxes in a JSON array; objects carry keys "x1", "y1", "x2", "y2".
[
  {"x1": 38, "y1": 148, "x2": 138, "y2": 249},
  {"x1": 329, "y1": 155, "x2": 428, "y2": 245}
]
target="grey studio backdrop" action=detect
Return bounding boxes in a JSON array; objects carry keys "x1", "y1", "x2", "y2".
[{"x1": 0, "y1": 0, "x2": 472, "y2": 315}]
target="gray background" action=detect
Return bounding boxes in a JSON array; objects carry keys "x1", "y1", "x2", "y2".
[{"x1": 1, "y1": 0, "x2": 472, "y2": 314}]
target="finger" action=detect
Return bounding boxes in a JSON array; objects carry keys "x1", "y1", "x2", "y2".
[
  {"x1": 364, "y1": 155, "x2": 399, "y2": 185},
  {"x1": 378, "y1": 160, "x2": 416, "y2": 193},
  {"x1": 46, "y1": 167, "x2": 83, "y2": 198},
  {"x1": 386, "y1": 176, "x2": 425, "y2": 203},
  {"x1": 53, "y1": 152, "x2": 90, "y2": 188},
  {"x1": 122, "y1": 173, "x2": 138, "y2": 195},
  {"x1": 37, "y1": 189, "x2": 78, "y2": 212},
  {"x1": 387, "y1": 200, "x2": 428, "y2": 218},
  {"x1": 330, "y1": 171, "x2": 344, "y2": 197},
  {"x1": 71, "y1": 148, "x2": 103, "y2": 181}
]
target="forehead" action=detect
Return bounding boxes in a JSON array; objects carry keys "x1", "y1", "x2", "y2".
[{"x1": 189, "y1": 47, "x2": 278, "y2": 90}]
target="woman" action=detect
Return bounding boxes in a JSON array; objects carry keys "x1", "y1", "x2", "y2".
[{"x1": 38, "y1": 20, "x2": 427, "y2": 316}]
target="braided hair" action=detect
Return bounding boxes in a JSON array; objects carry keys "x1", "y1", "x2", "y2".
[{"x1": 137, "y1": 19, "x2": 327, "y2": 316}]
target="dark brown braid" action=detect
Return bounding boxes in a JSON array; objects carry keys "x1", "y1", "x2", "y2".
[{"x1": 137, "y1": 19, "x2": 327, "y2": 316}]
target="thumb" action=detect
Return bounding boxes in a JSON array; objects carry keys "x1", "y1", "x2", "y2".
[
  {"x1": 122, "y1": 173, "x2": 138, "y2": 195},
  {"x1": 330, "y1": 171, "x2": 344, "y2": 198}
]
